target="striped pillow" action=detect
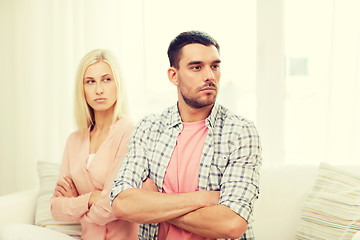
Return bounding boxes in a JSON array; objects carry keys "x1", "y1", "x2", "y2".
[
  {"x1": 35, "y1": 161, "x2": 82, "y2": 239},
  {"x1": 296, "y1": 163, "x2": 360, "y2": 240}
]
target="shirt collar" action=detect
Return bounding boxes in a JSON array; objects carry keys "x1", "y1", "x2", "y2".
[
  {"x1": 206, "y1": 104, "x2": 220, "y2": 129},
  {"x1": 167, "y1": 103, "x2": 220, "y2": 129},
  {"x1": 167, "y1": 104, "x2": 182, "y2": 129}
]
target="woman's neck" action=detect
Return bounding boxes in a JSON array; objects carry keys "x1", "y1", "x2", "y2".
[{"x1": 93, "y1": 108, "x2": 115, "y2": 131}]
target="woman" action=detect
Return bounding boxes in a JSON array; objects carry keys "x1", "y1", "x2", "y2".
[{"x1": 50, "y1": 49, "x2": 138, "y2": 240}]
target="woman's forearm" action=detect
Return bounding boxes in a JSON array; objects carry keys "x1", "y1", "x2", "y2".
[{"x1": 50, "y1": 193, "x2": 91, "y2": 222}]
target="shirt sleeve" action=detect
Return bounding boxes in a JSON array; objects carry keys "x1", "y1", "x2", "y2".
[
  {"x1": 218, "y1": 121, "x2": 262, "y2": 223},
  {"x1": 81, "y1": 123, "x2": 134, "y2": 225},
  {"x1": 110, "y1": 118, "x2": 150, "y2": 205},
  {"x1": 50, "y1": 133, "x2": 91, "y2": 222}
]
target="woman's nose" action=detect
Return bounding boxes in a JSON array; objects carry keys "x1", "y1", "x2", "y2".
[{"x1": 96, "y1": 84, "x2": 103, "y2": 95}]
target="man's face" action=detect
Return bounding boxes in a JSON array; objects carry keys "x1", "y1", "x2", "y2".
[{"x1": 175, "y1": 43, "x2": 221, "y2": 109}]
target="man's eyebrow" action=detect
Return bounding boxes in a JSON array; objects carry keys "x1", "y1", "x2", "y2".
[
  {"x1": 187, "y1": 61, "x2": 202, "y2": 66},
  {"x1": 187, "y1": 59, "x2": 221, "y2": 66}
]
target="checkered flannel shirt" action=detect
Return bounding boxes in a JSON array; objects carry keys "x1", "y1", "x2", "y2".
[{"x1": 110, "y1": 103, "x2": 262, "y2": 240}]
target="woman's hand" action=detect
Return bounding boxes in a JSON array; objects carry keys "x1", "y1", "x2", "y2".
[
  {"x1": 54, "y1": 176, "x2": 79, "y2": 198},
  {"x1": 141, "y1": 178, "x2": 158, "y2": 192},
  {"x1": 88, "y1": 190, "x2": 102, "y2": 208}
]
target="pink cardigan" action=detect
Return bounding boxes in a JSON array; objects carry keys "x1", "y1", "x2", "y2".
[{"x1": 51, "y1": 118, "x2": 138, "y2": 240}]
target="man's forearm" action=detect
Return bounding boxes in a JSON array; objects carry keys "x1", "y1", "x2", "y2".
[
  {"x1": 112, "y1": 188, "x2": 219, "y2": 224},
  {"x1": 168, "y1": 205, "x2": 248, "y2": 239}
]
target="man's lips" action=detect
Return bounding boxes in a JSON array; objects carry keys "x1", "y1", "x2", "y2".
[
  {"x1": 200, "y1": 87, "x2": 216, "y2": 92},
  {"x1": 200, "y1": 82, "x2": 217, "y2": 92}
]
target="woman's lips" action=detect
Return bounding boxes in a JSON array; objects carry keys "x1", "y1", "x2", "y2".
[{"x1": 94, "y1": 98, "x2": 106, "y2": 103}]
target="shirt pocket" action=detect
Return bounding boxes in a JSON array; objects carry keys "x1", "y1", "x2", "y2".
[{"x1": 208, "y1": 155, "x2": 228, "y2": 190}]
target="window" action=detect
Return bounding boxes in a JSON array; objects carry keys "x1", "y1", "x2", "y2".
[{"x1": 284, "y1": 0, "x2": 360, "y2": 164}]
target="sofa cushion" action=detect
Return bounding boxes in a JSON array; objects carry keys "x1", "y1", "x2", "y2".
[
  {"x1": 35, "y1": 161, "x2": 81, "y2": 238},
  {"x1": 353, "y1": 231, "x2": 360, "y2": 240},
  {"x1": 296, "y1": 163, "x2": 360, "y2": 240},
  {"x1": 252, "y1": 164, "x2": 318, "y2": 240},
  {"x1": 1, "y1": 223, "x2": 75, "y2": 240}
]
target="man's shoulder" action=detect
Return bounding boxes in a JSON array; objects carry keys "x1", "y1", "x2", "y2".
[
  {"x1": 215, "y1": 104, "x2": 256, "y2": 130},
  {"x1": 135, "y1": 105, "x2": 177, "y2": 130}
]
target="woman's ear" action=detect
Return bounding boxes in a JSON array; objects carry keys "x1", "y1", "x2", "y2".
[{"x1": 167, "y1": 67, "x2": 178, "y2": 86}]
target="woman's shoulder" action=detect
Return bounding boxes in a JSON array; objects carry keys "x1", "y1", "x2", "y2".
[
  {"x1": 111, "y1": 117, "x2": 135, "y2": 135},
  {"x1": 65, "y1": 129, "x2": 85, "y2": 144}
]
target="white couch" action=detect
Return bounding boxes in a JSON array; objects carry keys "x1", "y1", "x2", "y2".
[
  {"x1": 0, "y1": 164, "x2": 358, "y2": 240},
  {"x1": 0, "y1": 188, "x2": 39, "y2": 231}
]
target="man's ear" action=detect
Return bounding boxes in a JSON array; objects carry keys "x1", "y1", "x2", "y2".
[{"x1": 167, "y1": 67, "x2": 178, "y2": 86}]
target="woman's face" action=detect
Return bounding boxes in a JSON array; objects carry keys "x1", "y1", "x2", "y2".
[{"x1": 83, "y1": 61, "x2": 117, "y2": 114}]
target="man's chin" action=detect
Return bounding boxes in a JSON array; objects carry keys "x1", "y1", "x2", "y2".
[
  {"x1": 181, "y1": 93, "x2": 217, "y2": 109},
  {"x1": 190, "y1": 100, "x2": 216, "y2": 109}
]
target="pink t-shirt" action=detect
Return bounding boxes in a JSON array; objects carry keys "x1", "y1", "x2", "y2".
[{"x1": 158, "y1": 120, "x2": 214, "y2": 240}]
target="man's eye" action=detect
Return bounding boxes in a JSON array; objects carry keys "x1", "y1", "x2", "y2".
[
  {"x1": 192, "y1": 66, "x2": 201, "y2": 70},
  {"x1": 212, "y1": 65, "x2": 219, "y2": 69}
]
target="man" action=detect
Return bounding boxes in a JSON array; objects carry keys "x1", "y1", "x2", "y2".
[{"x1": 110, "y1": 31, "x2": 262, "y2": 240}]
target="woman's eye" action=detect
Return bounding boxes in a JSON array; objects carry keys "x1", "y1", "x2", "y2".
[
  {"x1": 104, "y1": 78, "x2": 111, "y2": 82},
  {"x1": 86, "y1": 80, "x2": 95, "y2": 84}
]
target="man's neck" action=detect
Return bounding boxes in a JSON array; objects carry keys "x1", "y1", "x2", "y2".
[{"x1": 177, "y1": 102, "x2": 213, "y2": 123}]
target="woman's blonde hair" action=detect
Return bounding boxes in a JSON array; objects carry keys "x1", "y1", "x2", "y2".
[{"x1": 74, "y1": 49, "x2": 128, "y2": 133}]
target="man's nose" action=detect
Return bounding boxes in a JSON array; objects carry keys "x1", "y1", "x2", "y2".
[{"x1": 204, "y1": 66, "x2": 215, "y2": 81}]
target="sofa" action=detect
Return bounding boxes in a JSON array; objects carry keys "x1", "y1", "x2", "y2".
[{"x1": 1, "y1": 163, "x2": 360, "y2": 240}]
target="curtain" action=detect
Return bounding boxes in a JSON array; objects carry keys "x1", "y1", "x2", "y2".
[{"x1": 0, "y1": 0, "x2": 146, "y2": 195}]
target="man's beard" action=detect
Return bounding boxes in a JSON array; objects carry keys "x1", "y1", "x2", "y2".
[{"x1": 180, "y1": 84, "x2": 217, "y2": 109}]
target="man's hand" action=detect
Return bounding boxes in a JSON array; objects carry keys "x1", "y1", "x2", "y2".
[
  {"x1": 199, "y1": 190, "x2": 220, "y2": 207},
  {"x1": 54, "y1": 176, "x2": 79, "y2": 198},
  {"x1": 141, "y1": 178, "x2": 158, "y2": 192}
]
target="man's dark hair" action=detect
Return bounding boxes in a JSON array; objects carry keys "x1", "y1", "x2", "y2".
[{"x1": 167, "y1": 31, "x2": 220, "y2": 69}]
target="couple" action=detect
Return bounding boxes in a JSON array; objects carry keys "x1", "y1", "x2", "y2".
[{"x1": 16, "y1": 31, "x2": 262, "y2": 240}]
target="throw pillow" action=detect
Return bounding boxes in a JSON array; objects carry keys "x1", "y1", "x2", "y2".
[
  {"x1": 352, "y1": 231, "x2": 360, "y2": 240},
  {"x1": 296, "y1": 163, "x2": 360, "y2": 240},
  {"x1": 35, "y1": 161, "x2": 82, "y2": 239}
]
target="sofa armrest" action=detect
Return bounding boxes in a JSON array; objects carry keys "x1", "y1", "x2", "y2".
[{"x1": 0, "y1": 188, "x2": 39, "y2": 231}]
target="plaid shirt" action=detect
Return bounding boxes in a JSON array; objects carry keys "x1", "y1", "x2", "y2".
[{"x1": 110, "y1": 104, "x2": 262, "y2": 240}]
